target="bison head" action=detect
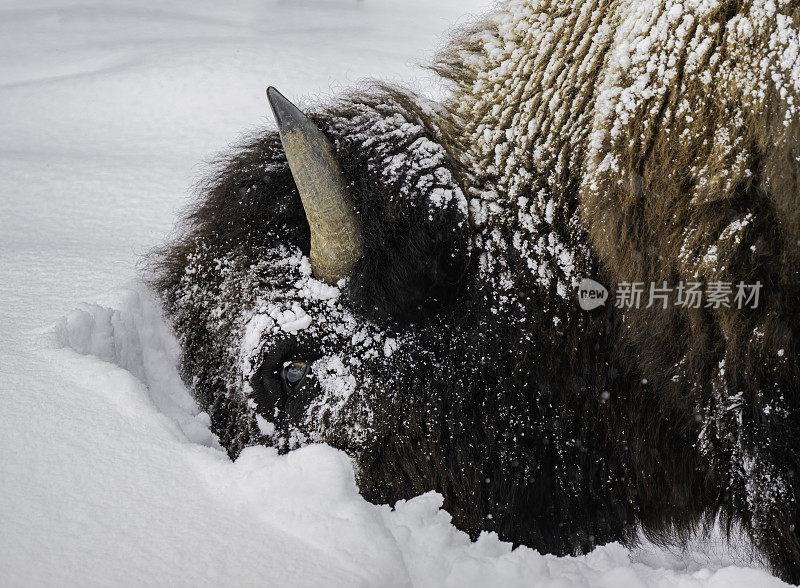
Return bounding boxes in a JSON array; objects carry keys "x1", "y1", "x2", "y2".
[{"x1": 149, "y1": 81, "x2": 641, "y2": 555}]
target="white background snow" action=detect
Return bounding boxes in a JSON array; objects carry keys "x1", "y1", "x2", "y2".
[{"x1": 0, "y1": 0, "x2": 790, "y2": 586}]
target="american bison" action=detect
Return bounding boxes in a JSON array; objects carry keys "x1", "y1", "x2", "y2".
[{"x1": 150, "y1": 0, "x2": 800, "y2": 582}]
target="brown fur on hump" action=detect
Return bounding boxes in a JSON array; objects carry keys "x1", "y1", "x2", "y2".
[
  {"x1": 437, "y1": 0, "x2": 800, "y2": 416},
  {"x1": 437, "y1": 0, "x2": 800, "y2": 367},
  {"x1": 580, "y1": 1, "x2": 800, "y2": 392}
]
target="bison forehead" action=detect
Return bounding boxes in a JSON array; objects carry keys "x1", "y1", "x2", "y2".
[{"x1": 225, "y1": 247, "x2": 400, "y2": 384}]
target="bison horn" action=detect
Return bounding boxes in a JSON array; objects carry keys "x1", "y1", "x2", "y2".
[{"x1": 267, "y1": 87, "x2": 364, "y2": 285}]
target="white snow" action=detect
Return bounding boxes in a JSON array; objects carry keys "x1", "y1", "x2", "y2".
[
  {"x1": 269, "y1": 303, "x2": 313, "y2": 333},
  {"x1": 0, "y1": 0, "x2": 789, "y2": 586}
]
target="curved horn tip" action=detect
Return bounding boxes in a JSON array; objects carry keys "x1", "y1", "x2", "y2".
[
  {"x1": 265, "y1": 86, "x2": 284, "y2": 116},
  {"x1": 266, "y1": 86, "x2": 307, "y2": 133}
]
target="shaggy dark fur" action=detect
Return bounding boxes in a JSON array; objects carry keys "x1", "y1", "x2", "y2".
[{"x1": 149, "y1": 0, "x2": 800, "y2": 582}]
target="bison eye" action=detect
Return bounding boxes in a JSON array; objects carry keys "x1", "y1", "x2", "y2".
[{"x1": 281, "y1": 360, "x2": 310, "y2": 388}]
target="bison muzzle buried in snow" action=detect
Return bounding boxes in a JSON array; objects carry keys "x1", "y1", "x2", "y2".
[{"x1": 149, "y1": 0, "x2": 800, "y2": 582}]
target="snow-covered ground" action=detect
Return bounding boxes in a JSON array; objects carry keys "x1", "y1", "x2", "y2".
[{"x1": 0, "y1": 1, "x2": 791, "y2": 586}]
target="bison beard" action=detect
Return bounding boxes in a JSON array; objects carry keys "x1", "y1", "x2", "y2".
[{"x1": 148, "y1": 0, "x2": 800, "y2": 583}]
